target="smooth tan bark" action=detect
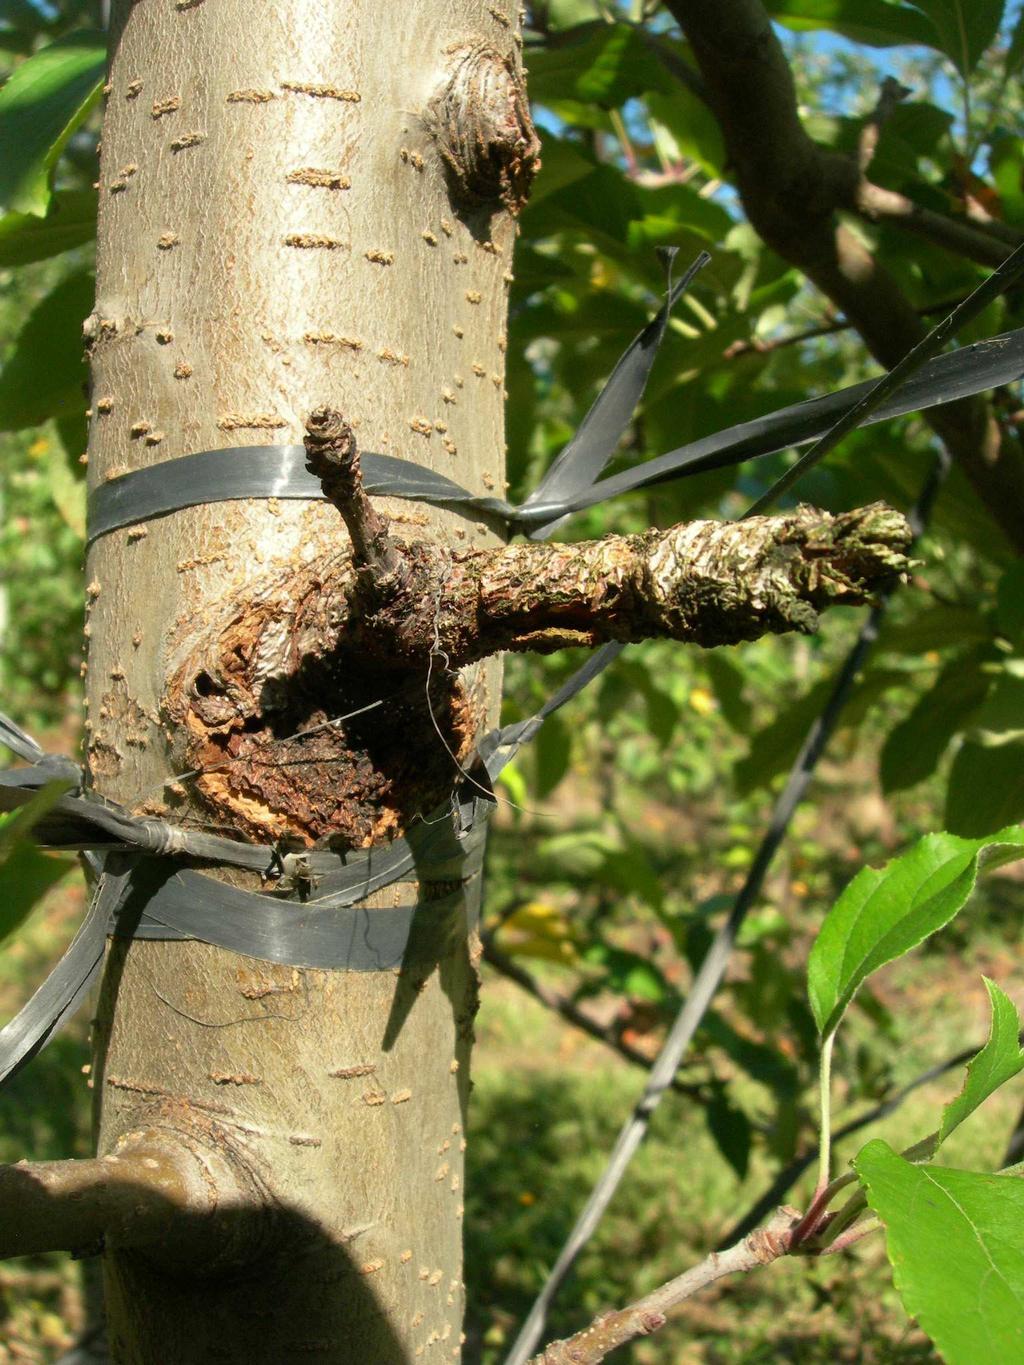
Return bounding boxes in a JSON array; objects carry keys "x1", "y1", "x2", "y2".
[{"x1": 84, "y1": 2, "x2": 526, "y2": 1358}]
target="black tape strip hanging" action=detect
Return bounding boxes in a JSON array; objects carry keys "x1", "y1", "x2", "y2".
[
  {"x1": 84, "y1": 328, "x2": 1024, "y2": 542},
  {"x1": 744, "y1": 240, "x2": 1024, "y2": 516},
  {"x1": 0, "y1": 872, "x2": 111, "y2": 1086},
  {"x1": 476, "y1": 641, "x2": 626, "y2": 780},
  {"x1": 519, "y1": 249, "x2": 710, "y2": 538},
  {"x1": 522, "y1": 327, "x2": 1024, "y2": 524}
]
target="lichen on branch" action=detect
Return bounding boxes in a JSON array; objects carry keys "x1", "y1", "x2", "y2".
[
  {"x1": 309, "y1": 407, "x2": 911, "y2": 669},
  {"x1": 352, "y1": 501, "x2": 910, "y2": 667}
]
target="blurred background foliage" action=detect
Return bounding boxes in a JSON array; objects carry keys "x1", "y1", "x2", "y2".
[{"x1": 0, "y1": 0, "x2": 1023, "y2": 1359}]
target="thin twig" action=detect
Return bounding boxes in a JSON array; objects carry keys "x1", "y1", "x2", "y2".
[
  {"x1": 303, "y1": 406, "x2": 403, "y2": 574},
  {"x1": 526, "y1": 1207, "x2": 799, "y2": 1365},
  {"x1": 858, "y1": 76, "x2": 911, "y2": 173}
]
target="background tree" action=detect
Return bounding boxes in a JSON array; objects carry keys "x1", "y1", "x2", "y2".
[{"x1": 0, "y1": 0, "x2": 1022, "y2": 1362}]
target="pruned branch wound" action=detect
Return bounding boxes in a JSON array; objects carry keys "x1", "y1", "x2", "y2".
[{"x1": 158, "y1": 410, "x2": 910, "y2": 847}]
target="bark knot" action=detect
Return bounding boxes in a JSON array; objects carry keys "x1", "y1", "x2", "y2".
[{"x1": 426, "y1": 42, "x2": 540, "y2": 215}]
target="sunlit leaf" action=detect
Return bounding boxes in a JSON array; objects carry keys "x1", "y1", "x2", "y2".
[
  {"x1": 808, "y1": 826, "x2": 1024, "y2": 1036},
  {"x1": 0, "y1": 30, "x2": 105, "y2": 216},
  {"x1": 855, "y1": 1140, "x2": 1024, "y2": 1363},
  {"x1": 936, "y1": 979, "x2": 1024, "y2": 1146},
  {"x1": 499, "y1": 900, "x2": 578, "y2": 965}
]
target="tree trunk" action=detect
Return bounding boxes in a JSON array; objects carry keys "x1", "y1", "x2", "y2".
[{"x1": 84, "y1": 1, "x2": 529, "y2": 1358}]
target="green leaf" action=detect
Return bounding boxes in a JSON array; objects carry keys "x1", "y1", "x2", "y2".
[
  {"x1": 0, "y1": 1, "x2": 51, "y2": 57},
  {"x1": 946, "y1": 738, "x2": 1024, "y2": 836},
  {"x1": 526, "y1": 131, "x2": 596, "y2": 205},
  {"x1": 765, "y1": 0, "x2": 942, "y2": 49},
  {"x1": 855, "y1": 1140, "x2": 1024, "y2": 1363},
  {"x1": 807, "y1": 825, "x2": 1024, "y2": 1037},
  {"x1": 532, "y1": 0, "x2": 603, "y2": 30},
  {"x1": 0, "y1": 186, "x2": 95, "y2": 265},
  {"x1": 0, "y1": 779, "x2": 74, "y2": 945},
  {"x1": 0, "y1": 776, "x2": 74, "y2": 855},
  {"x1": 874, "y1": 603, "x2": 989, "y2": 656},
  {"x1": 49, "y1": 413, "x2": 87, "y2": 537},
  {"x1": 706, "y1": 1091, "x2": 752, "y2": 1180},
  {"x1": 936, "y1": 979, "x2": 1024, "y2": 1146},
  {"x1": 0, "y1": 268, "x2": 93, "y2": 430},
  {"x1": 533, "y1": 712, "x2": 571, "y2": 798},
  {"x1": 0, "y1": 30, "x2": 106, "y2": 216},
  {"x1": 879, "y1": 651, "x2": 990, "y2": 794},
  {"x1": 997, "y1": 563, "x2": 1024, "y2": 644},
  {"x1": 965, "y1": 667, "x2": 1024, "y2": 746},
  {"x1": 0, "y1": 0, "x2": 50, "y2": 31},
  {"x1": 1007, "y1": 5, "x2": 1024, "y2": 74},
  {"x1": 583, "y1": 941, "x2": 669, "y2": 1002},
  {"x1": 703, "y1": 652, "x2": 750, "y2": 734},
  {"x1": 905, "y1": 0, "x2": 1005, "y2": 75},
  {"x1": 702, "y1": 1011, "x2": 800, "y2": 1097},
  {"x1": 647, "y1": 88, "x2": 726, "y2": 178},
  {"x1": 526, "y1": 23, "x2": 670, "y2": 107},
  {"x1": 0, "y1": 838, "x2": 70, "y2": 944},
  {"x1": 869, "y1": 102, "x2": 953, "y2": 188}
]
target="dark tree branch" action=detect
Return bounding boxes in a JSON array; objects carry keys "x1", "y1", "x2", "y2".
[
  {"x1": 662, "y1": 0, "x2": 1024, "y2": 553},
  {"x1": 855, "y1": 181, "x2": 1018, "y2": 269}
]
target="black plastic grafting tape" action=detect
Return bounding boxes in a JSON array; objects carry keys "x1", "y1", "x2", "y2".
[
  {"x1": 520, "y1": 249, "x2": 710, "y2": 539},
  {"x1": 84, "y1": 330, "x2": 1024, "y2": 545},
  {"x1": 519, "y1": 327, "x2": 1024, "y2": 524},
  {"x1": 0, "y1": 872, "x2": 110, "y2": 1086},
  {"x1": 85, "y1": 253, "x2": 704, "y2": 547},
  {"x1": 0, "y1": 836, "x2": 486, "y2": 1086},
  {"x1": 107, "y1": 852, "x2": 485, "y2": 970},
  {"x1": 87, "y1": 446, "x2": 517, "y2": 547}
]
